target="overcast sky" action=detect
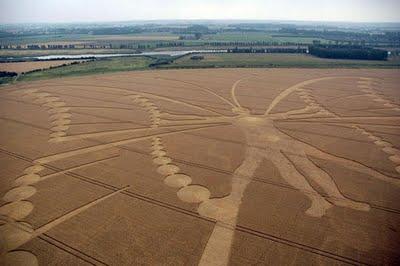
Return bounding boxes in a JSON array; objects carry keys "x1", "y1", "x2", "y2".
[{"x1": 1, "y1": 0, "x2": 399, "y2": 24}]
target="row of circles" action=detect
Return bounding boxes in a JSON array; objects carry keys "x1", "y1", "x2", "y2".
[
  {"x1": 296, "y1": 79, "x2": 400, "y2": 174},
  {"x1": 17, "y1": 89, "x2": 71, "y2": 142},
  {"x1": 1, "y1": 89, "x2": 59, "y2": 265},
  {"x1": 128, "y1": 95, "x2": 161, "y2": 128},
  {"x1": 358, "y1": 80, "x2": 400, "y2": 112},
  {"x1": 128, "y1": 94, "x2": 212, "y2": 204},
  {"x1": 355, "y1": 79, "x2": 400, "y2": 173},
  {"x1": 1, "y1": 90, "x2": 45, "y2": 265},
  {"x1": 296, "y1": 88, "x2": 335, "y2": 116},
  {"x1": 354, "y1": 126, "x2": 400, "y2": 174}
]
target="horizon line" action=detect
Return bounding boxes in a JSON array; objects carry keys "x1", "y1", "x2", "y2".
[{"x1": 1, "y1": 18, "x2": 400, "y2": 25}]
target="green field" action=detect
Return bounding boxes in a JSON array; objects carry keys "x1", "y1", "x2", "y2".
[
  {"x1": 0, "y1": 76, "x2": 15, "y2": 85},
  {"x1": 18, "y1": 56, "x2": 152, "y2": 81},
  {"x1": 202, "y1": 32, "x2": 327, "y2": 44},
  {"x1": 85, "y1": 33, "x2": 179, "y2": 41},
  {"x1": 0, "y1": 33, "x2": 179, "y2": 45},
  {"x1": 1, "y1": 32, "x2": 320, "y2": 45},
  {"x1": 162, "y1": 53, "x2": 400, "y2": 69},
  {"x1": 0, "y1": 34, "x2": 89, "y2": 45}
]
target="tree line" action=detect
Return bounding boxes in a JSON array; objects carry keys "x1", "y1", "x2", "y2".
[
  {"x1": 308, "y1": 45, "x2": 388, "y2": 60},
  {"x1": 227, "y1": 47, "x2": 307, "y2": 53}
]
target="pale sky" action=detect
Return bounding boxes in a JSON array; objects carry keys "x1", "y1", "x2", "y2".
[{"x1": 0, "y1": 0, "x2": 399, "y2": 23}]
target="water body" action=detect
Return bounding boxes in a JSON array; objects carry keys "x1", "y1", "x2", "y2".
[{"x1": 33, "y1": 50, "x2": 227, "y2": 60}]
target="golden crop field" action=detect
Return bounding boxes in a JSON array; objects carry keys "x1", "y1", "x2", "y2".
[
  {"x1": 1, "y1": 68, "x2": 399, "y2": 265},
  {"x1": 0, "y1": 60, "x2": 86, "y2": 73}
]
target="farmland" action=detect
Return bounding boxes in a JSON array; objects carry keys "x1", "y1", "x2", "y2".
[
  {"x1": 0, "y1": 68, "x2": 399, "y2": 265},
  {"x1": 0, "y1": 60, "x2": 87, "y2": 73},
  {"x1": 163, "y1": 53, "x2": 400, "y2": 68},
  {"x1": 1, "y1": 21, "x2": 399, "y2": 59},
  {"x1": 0, "y1": 52, "x2": 398, "y2": 86},
  {"x1": 0, "y1": 49, "x2": 135, "y2": 58},
  {"x1": 0, "y1": 21, "x2": 398, "y2": 88},
  {"x1": 17, "y1": 56, "x2": 152, "y2": 81},
  {"x1": 0, "y1": 33, "x2": 180, "y2": 45},
  {"x1": 0, "y1": 18, "x2": 400, "y2": 266},
  {"x1": 1, "y1": 0, "x2": 400, "y2": 263},
  {"x1": 202, "y1": 32, "x2": 328, "y2": 44}
]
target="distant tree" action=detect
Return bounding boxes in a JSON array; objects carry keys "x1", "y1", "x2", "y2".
[{"x1": 194, "y1": 32, "x2": 202, "y2": 40}]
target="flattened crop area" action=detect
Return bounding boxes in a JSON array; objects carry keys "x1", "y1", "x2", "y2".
[{"x1": 0, "y1": 68, "x2": 399, "y2": 265}]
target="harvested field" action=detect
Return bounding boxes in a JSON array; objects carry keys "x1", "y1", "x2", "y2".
[
  {"x1": 0, "y1": 60, "x2": 85, "y2": 73},
  {"x1": 33, "y1": 41, "x2": 90, "y2": 46},
  {"x1": 0, "y1": 49, "x2": 134, "y2": 57},
  {"x1": 87, "y1": 34, "x2": 180, "y2": 41},
  {"x1": 0, "y1": 68, "x2": 399, "y2": 265}
]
